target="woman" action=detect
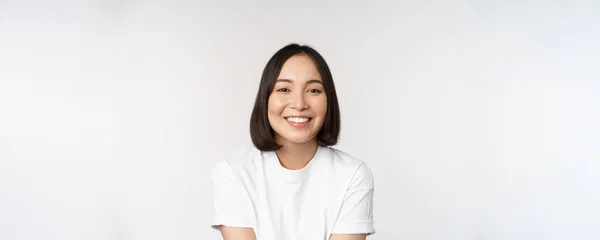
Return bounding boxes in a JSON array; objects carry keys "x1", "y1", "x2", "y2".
[{"x1": 211, "y1": 43, "x2": 375, "y2": 240}]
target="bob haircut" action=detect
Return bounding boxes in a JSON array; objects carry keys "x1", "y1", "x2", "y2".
[{"x1": 250, "y1": 43, "x2": 341, "y2": 151}]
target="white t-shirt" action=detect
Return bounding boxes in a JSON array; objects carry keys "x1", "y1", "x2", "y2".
[{"x1": 211, "y1": 145, "x2": 375, "y2": 240}]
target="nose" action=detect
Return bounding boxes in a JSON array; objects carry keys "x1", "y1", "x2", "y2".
[{"x1": 290, "y1": 91, "x2": 309, "y2": 110}]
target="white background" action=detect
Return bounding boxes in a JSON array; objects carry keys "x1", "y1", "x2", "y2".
[{"x1": 1, "y1": 1, "x2": 599, "y2": 239}]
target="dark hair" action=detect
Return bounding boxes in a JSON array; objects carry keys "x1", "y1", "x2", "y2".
[{"x1": 250, "y1": 43, "x2": 341, "y2": 151}]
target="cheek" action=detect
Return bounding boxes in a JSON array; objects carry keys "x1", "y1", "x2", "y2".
[
  {"x1": 309, "y1": 96, "x2": 328, "y2": 128},
  {"x1": 315, "y1": 96, "x2": 328, "y2": 117},
  {"x1": 268, "y1": 96, "x2": 285, "y2": 115}
]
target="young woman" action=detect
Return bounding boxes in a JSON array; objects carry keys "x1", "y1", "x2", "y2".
[{"x1": 211, "y1": 44, "x2": 375, "y2": 240}]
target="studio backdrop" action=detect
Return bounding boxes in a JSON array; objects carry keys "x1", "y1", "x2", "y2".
[{"x1": 0, "y1": 1, "x2": 599, "y2": 239}]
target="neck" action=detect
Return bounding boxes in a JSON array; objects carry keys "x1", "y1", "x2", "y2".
[{"x1": 274, "y1": 138, "x2": 319, "y2": 170}]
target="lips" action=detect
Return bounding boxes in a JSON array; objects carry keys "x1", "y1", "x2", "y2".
[
  {"x1": 284, "y1": 116, "x2": 313, "y2": 128},
  {"x1": 286, "y1": 117, "x2": 311, "y2": 123}
]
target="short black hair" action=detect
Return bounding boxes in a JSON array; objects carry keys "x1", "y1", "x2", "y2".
[{"x1": 249, "y1": 43, "x2": 341, "y2": 151}]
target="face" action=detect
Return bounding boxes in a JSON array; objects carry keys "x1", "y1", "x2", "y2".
[{"x1": 268, "y1": 54, "x2": 328, "y2": 146}]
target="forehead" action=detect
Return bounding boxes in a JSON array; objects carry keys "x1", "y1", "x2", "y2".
[{"x1": 277, "y1": 54, "x2": 322, "y2": 80}]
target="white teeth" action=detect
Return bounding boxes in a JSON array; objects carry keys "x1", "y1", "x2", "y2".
[{"x1": 286, "y1": 117, "x2": 310, "y2": 123}]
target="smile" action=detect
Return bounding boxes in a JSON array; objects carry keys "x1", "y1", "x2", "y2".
[{"x1": 286, "y1": 117, "x2": 311, "y2": 123}]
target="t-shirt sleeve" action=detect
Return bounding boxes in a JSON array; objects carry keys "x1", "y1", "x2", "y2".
[
  {"x1": 211, "y1": 160, "x2": 256, "y2": 231},
  {"x1": 331, "y1": 163, "x2": 376, "y2": 235}
]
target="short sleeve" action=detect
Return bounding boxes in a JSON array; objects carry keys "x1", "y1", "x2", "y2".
[
  {"x1": 211, "y1": 160, "x2": 256, "y2": 230},
  {"x1": 331, "y1": 163, "x2": 375, "y2": 235}
]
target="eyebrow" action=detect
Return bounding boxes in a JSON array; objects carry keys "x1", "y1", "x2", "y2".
[{"x1": 275, "y1": 79, "x2": 324, "y2": 85}]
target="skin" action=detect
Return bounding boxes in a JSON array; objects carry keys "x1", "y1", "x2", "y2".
[
  {"x1": 221, "y1": 54, "x2": 367, "y2": 240},
  {"x1": 268, "y1": 53, "x2": 328, "y2": 170},
  {"x1": 220, "y1": 226, "x2": 256, "y2": 240}
]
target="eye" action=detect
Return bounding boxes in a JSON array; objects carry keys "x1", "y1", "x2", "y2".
[
  {"x1": 308, "y1": 89, "x2": 322, "y2": 94},
  {"x1": 277, "y1": 88, "x2": 290, "y2": 92}
]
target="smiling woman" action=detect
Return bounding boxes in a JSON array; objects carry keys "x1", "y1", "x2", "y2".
[{"x1": 211, "y1": 44, "x2": 375, "y2": 240}]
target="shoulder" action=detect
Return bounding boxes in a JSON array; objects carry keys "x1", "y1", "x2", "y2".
[
  {"x1": 212, "y1": 146, "x2": 263, "y2": 179},
  {"x1": 326, "y1": 147, "x2": 374, "y2": 189}
]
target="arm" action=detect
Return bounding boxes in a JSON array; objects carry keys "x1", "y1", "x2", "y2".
[
  {"x1": 220, "y1": 226, "x2": 257, "y2": 240},
  {"x1": 330, "y1": 164, "x2": 375, "y2": 238},
  {"x1": 329, "y1": 234, "x2": 367, "y2": 240},
  {"x1": 211, "y1": 160, "x2": 257, "y2": 239}
]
